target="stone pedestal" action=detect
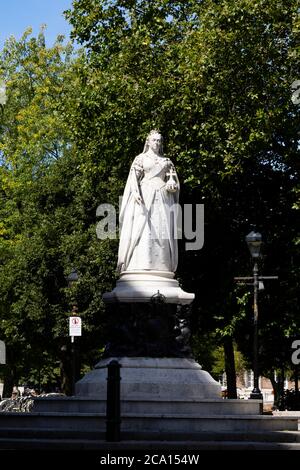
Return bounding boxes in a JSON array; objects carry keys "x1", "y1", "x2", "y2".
[
  {"x1": 90, "y1": 274, "x2": 222, "y2": 410},
  {"x1": 76, "y1": 272, "x2": 223, "y2": 430},
  {"x1": 75, "y1": 357, "x2": 222, "y2": 400}
]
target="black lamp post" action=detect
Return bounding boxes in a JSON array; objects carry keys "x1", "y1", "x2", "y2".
[
  {"x1": 245, "y1": 231, "x2": 263, "y2": 400},
  {"x1": 66, "y1": 269, "x2": 79, "y2": 396}
]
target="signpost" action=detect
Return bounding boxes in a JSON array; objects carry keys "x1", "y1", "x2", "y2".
[
  {"x1": 69, "y1": 316, "x2": 82, "y2": 339},
  {"x1": 69, "y1": 316, "x2": 82, "y2": 395}
]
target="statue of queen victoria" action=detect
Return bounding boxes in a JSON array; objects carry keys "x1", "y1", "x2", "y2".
[
  {"x1": 117, "y1": 130, "x2": 179, "y2": 274},
  {"x1": 104, "y1": 129, "x2": 194, "y2": 304}
]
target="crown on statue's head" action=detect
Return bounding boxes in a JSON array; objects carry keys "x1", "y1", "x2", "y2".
[{"x1": 148, "y1": 128, "x2": 161, "y2": 136}]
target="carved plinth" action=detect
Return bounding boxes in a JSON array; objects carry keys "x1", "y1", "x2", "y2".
[{"x1": 103, "y1": 298, "x2": 193, "y2": 359}]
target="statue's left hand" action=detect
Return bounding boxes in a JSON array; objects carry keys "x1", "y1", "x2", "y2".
[{"x1": 166, "y1": 182, "x2": 178, "y2": 193}]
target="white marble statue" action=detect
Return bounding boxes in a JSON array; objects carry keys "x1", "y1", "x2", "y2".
[
  {"x1": 103, "y1": 130, "x2": 194, "y2": 303},
  {"x1": 117, "y1": 130, "x2": 180, "y2": 274}
]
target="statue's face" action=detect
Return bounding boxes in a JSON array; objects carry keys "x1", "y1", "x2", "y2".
[{"x1": 148, "y1": 133, "x2": 162, "y2": 153}]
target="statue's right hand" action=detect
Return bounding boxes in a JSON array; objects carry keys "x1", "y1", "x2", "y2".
[{"x1": 133, "y1": 191, "x2": 142, "y2": 205}]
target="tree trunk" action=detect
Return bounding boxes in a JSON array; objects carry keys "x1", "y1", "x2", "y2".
[
  {"x1": 2, "y1": 365, "x2": 15, "y2": 398},
  {"x1": 223, "y1": 336, "x2": 237, "y2": 399},
  {"x1": 59, "y1": 344, "x2": 73, "y2": 396},
  {"x1": 270, "y1": 371, "x2": 285, "y2": 410}
]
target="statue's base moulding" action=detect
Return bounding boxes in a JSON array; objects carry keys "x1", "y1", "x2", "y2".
[{"x1": 103, "y1": 270, "x2": 194, "y2": 305}]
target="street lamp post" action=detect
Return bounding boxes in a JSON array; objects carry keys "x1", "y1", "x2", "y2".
[
  {"x1": 245, "y1": 231, "x2": 263, "y2": 400},
  {"x1": 66, "y1": 269, "x2": 79, "y2": 396},
  {"x1": 234, "y1": 232, "x2": 278, "y2": 404}
]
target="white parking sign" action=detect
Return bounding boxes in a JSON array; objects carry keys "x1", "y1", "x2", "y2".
[{"x1": 69, "y1": 317, "x2": 82, "y2": 337}]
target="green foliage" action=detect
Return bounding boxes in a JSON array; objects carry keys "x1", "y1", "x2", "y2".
[
  {"x1": 210, "y1": 344, "x2": 248, "y2": 379},
  {"x1": 0, "y1": 31, "x2": 115, "y2": 391}
]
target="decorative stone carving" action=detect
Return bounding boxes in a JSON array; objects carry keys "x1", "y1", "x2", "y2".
[{"x1": 103, "y1": 295, "x2": 193, "y2": 358}]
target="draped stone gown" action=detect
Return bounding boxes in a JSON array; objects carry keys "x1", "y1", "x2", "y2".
[{"x1": 117, "y1": 152, "x2": 179, "y2": 273}]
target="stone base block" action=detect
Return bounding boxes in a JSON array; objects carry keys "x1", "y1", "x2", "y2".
[{"x1": 75, "y1": 357, "x2": 222, "y2": 400}]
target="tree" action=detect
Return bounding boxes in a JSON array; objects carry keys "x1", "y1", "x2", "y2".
[{"x1": 0, "y1": 31, "x2": 114, "y2": 394}]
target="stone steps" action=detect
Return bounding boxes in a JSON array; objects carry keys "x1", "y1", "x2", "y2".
[
  {"x1": 0, "y1": 411, "x2": 297, "y2": 433},
  {"x1": 0, "y1": 427, "x2": 300, "y2": 442},
  {"x1": 1, "y1": 437, "x2": 300, "y2": 451},
  {"x1": 1, "y1": 386, "x2": 298, "y2": 450},
  {"x1": 33, "y1": 397, "x2": 261, "y2": 415},
  {"x1": 0, "y1": 410, "x2": 298, "y2": 450},
  {"x1": 0, "y1": 412, "x2": 106, "y2": 431},
  {"x1": 121, "y1": 414, "x2": 297, "y2": 433}
]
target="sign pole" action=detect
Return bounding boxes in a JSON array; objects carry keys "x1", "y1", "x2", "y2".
[
  {"x1": 71, "y1": 336, "x2": 75, "y2": 396},
  {"x1": 69, "y1": 316, "x2": 82, "y2": 396}
]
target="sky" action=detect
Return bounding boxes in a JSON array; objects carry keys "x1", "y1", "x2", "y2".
[{"x1": 0, "y1": 0, "x2": 74, "y2": 49}]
